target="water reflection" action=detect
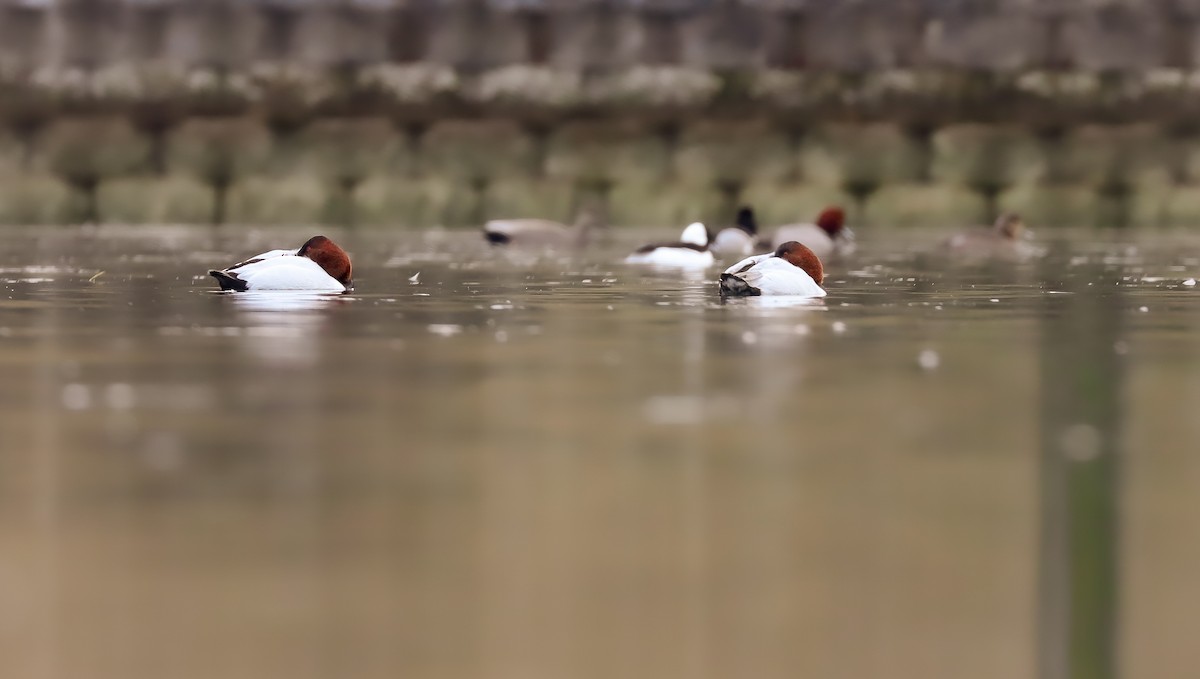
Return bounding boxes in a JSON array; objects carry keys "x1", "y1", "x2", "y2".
[
  {"x1": 221, "y1": 291, "x2": 347, "y2": 365},
  {"x1": 226, "y1": 290, "x2": 348, "y2": 313},
  {"x1": 720, "y1": 295, "x2": 828, "y2": 310},
  {"x1": 1037, "y1": 255, "x2": 1123, "y2": 679}
]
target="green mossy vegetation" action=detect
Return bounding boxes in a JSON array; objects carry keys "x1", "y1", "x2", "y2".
[
  {"x1": 44, "y1": 118, "x2": 147, "y2": 223},
  {"x1": 5, "y1": 114, "x2": 1200, "y2": 229}
]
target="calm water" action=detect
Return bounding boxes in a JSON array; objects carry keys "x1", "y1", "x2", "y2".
[{"x1": 2, "y1": 224, "x2": 1200, "y2": 679}]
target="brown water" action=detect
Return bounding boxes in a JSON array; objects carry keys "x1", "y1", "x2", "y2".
[{"x1": 1, "y1": 224, "x2": 1199, "y2": 679}]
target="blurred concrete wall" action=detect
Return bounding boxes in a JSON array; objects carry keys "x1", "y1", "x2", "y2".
[
  {"x1": 2, "y1": 0, "x2": 1200, "y2": 227},
  {"x1": 0, "y1": 0, "x2": 1196, "y2": 72}
]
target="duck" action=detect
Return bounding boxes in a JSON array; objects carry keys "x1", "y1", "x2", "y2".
[
  {"x1": 943, "y1": 212, "x2": 1042, "y2": 261},
  {"x1": 209, "y1": 235, "x2": 353, "y2": 292},
  {"x1": 719, "y1": 241, "x2": 826, "y2": 297},
  {"x1": 483, "y1": 208, "x2": 601, "y2": 249},
  {"x1": 769, "y1": 206, "x2": 855, "y2": 259},
  {"x1": 624, "y1": 221, "x2": 715, "y2": 268},
  {"x1": 710, "y1": 206, "x2": 762, "y2": 259}
]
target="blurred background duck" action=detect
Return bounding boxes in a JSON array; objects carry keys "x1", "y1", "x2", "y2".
[
  {"x1": 711, "y1": 206, "x2": 763, "y2": 259},
  {"x1": 625, "y1": 221, "x2": 714, "y2": 268},
  {"x1": 943, "y1": 212, "x2": 1043, "y2": 261},
  {"x1": 483, "y1": 206, "x2": 603, "y2": 250},
  {"x1": 769, "y1": 206, "x2": 855, "y2": 259}
]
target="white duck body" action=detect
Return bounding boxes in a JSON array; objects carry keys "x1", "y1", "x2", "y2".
[
  {"x1": 711, "y1": 206, "x2": 762, "y2": 259},
  {"x1": 223, "y1": 256, "x2": 347, "y2": 291},
  {"x1": 770, "y1": 223, "x2": 855, "y2": 259},
  {"x1": 624, "y1": 222, "x2": 715, "y2": 268},
  {"x1": 624, "y1": 245, "x2": 714, "y2": 268},
  {"x1": 720, "y1": 253, "x2": 826, "y2": 298},
  {"x1": 711, "y1": 227, "x2": 755, "y2": 259}
]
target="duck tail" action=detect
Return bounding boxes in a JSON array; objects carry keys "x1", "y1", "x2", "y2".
[
  {"x1": 719, "y1": 273, "x2": 759, "y2": 297},
  {"x1": 208, "y1": 270, "x2": 249, "y2": 292}
]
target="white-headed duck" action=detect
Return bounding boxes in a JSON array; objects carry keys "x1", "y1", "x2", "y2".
[{"x1": 624, "y1": 221, "x2": 715, "y2": 268}]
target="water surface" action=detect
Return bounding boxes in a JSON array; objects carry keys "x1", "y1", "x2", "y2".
[{"x1": 2, "y1": 224, "x2": 1200, "y2": 678}]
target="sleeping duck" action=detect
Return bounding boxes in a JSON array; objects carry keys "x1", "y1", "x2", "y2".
[
  {"x1": 769, "y1": 206, "x2": 855, "y2": 260},
  {"x1": 209, "y1": 235, "x2": 353, "y2": 292},
  {"x1": 483, "y1": 208, "x2": 602, "y2": 249},
  {"x1": 711, "y1": 206, "x2": 762, "y2": 259},
  {"x1": 943, "y1": 212, "x2": 1043, "y2": 261},
  {"x1": 625, "y1": 221, "x2": 715, "y2": 268},
  {"x1": 719, "y1": 241, "x2": 825, "y2": 297}
]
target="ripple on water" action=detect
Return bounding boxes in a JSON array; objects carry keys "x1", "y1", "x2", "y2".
[{"x1": 0, "y1": 299, "x2": 53, "y2": 309}]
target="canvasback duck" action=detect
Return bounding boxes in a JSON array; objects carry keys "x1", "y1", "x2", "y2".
[
  {"x1": 711, "y1": 206, "x2": 762, "y2": 259},
  {"x1": 483, "y1": 208, "x2": 601, "y2": 249},
  {"x1": 625, "y1": 221, "x2": 715, "y2": 268},
  {"x1": 943, "y1": 212, "x2": 1043, "y2": 261},
  {"x1": 209, "y1": 235, "x2": 353, "y2": 292},
  {"x1": 719, "y1": 241, "x2": 826, "y2": 297},
  {"x1": 770, "y1": 206, "x2": 855, "y2": 259}
]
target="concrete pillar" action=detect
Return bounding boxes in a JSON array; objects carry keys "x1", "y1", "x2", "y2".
[
  {"x1": 637, "y1": 7, "x2": 685, "y2": 65},
  {"x1": 1061, "y1": 4, "x2": 1166, "y2": 71},
  {"x1": 547, "y1": 1, "x2": 640, "y2": 74},
  {"x1": 255, "y1": 2, "x2": 304, "y2": 62},
  {"x1": 684, "y1": 0, "x2": 764, "y2": 71},
  {"x1": 164, "y1": 0, "x2": 254, "y2": 69},
  {"x1": 55, "y1": 0, "x2": 126, "y2": 68},
  {"x1": 764, "y1": 8, "x2": 807, "y2": 70},
  {"x1": 123, "y1": 2, "x2": 173, "y2": 61},
  {"x1": 0, "y1": 2, "x2": 52, "y2": 67},
  {"x1": 385, "y1": 3, "x2": 433, "y2": 63},
  {"x1": 296, "y1": 2, "x2": 389, "y2": 68},
  {"x1": 426, "y1": 0, "x2": 525, "y2": 72},
  {"x1": 514, "y1": 6, "x2": 553, "y2": 64},
  {"x1": 1161, "y1": 5, "x2": 1198, "y2": 69},
  {"x1": 924, "y1": 6, "x2": 1041, "y2": 71}
]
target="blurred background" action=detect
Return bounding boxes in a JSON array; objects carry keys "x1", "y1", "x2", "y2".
[{"x1": 2, "y1": 0, "x2": 1200, "y2": 227}]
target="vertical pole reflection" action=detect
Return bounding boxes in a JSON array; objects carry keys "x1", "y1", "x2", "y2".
[
  {"x1": 31, "y1": 257, "x2": 62, "y2": 679},
  {"x1": 1038, "y1": 254, "x2": 1122, "y2": 679}
]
